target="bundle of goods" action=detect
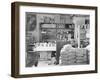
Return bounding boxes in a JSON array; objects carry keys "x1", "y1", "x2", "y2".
[
  {"x1": 75, "y1": 49, "x2": 89, "y2": 64},
  {"x1": 60, "y1": 45, "x2": 89, "y2": 65}
]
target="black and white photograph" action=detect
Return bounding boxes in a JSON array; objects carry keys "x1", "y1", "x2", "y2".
[
  {"x1": 11, "y1": 2, "x2": 97, "y2": 78},
  {"x1": 25, "y1": 13, "x2": 90, "y2": 67}
]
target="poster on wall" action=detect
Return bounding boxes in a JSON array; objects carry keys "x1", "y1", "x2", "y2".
[{"x1": 11, "y1": 2, "x2": 98, "y2": 78}]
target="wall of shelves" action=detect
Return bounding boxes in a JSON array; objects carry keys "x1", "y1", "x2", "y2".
[{"x1": 40, "y1": 23, "x2": 75, "y2": 42}]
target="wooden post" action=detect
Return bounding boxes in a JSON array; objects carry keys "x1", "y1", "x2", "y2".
[{"x1": 78, "y1": 25, "x2": 80, "y2": 48}]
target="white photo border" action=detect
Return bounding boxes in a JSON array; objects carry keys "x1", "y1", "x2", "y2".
[{"x1": 19, "y1": 5, "x2": 96, "y2": 75}]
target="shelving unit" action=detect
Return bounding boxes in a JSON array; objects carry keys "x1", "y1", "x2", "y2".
[{"x1": 40, "y1": 23, "x2": 75, "y2": 42}]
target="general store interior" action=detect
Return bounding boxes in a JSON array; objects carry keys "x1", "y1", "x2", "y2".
[{"x1": 26, "y1": 13, "x2": 90, "y2": 67}]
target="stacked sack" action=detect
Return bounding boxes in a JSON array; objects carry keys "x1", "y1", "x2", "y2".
[
  {"x1": 60, "y1": 44, "x2": 89, "y2": 65},
  {"x1": 75, "y1": 49, "x2": 89, "y2": 64},
  {"x1": 60, "y1": 44, "x2": 76, "y2": 65}
]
